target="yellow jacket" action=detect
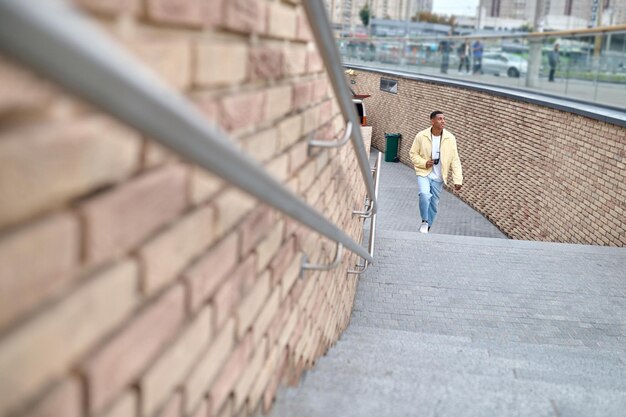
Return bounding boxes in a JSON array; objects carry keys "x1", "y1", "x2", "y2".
[{"x1": 409, "y1": 127, "x2": 463, "y2": 185}]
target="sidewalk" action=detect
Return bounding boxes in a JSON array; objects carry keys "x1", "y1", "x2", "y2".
[
  {"x1": 371, "y1": 149, "x2": 508, "y2": 238},
  {"x1": 269, "y1": 151, "x2": 626, "y2": 417}
]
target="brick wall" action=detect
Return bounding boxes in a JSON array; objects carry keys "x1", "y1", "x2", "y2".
[
  {"x1": 350, "y1": 69, "x2": 626, "y2": 246},
  {"x1": 0, "y1": 2, "x2": 372, "y2": 417}
]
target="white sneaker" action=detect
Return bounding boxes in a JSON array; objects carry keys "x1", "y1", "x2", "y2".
[{"x1": 419, "y1": 221, "x2": 429, "y2": 234}]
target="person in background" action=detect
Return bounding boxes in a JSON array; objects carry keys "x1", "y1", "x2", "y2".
[
  {"x1": 409, "y1": 111, "x2": 463, "y2": 234},
  {"x1": 457, "y1": 40, "x2": 470, "y2": 74},
  {"x1": 548, "y1": 43, "x2": 560, "y2": 82},
  {"x1": 439, "y1": 31, "x2": 452, "y2": 74},
  {"x1": 472, "y1": 40, "x2": 483, "y2": 74}
]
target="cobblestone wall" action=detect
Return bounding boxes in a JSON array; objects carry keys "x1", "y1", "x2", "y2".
[
  {"x1": 349, "y1": 68, "x2": 625, "y2": 246},
  {"x1": 0, "y1": 1, "x2": 371, "y2": 417}
]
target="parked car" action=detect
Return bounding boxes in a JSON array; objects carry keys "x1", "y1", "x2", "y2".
[{"x1": 481, "y1": 52, "x2": 528, "y2": 77}]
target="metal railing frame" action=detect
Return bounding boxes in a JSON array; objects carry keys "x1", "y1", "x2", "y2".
[
  {"x1": 0, "y1": 0, "x2": 374, "y2": 264},
  {"x1": 349, "y1": 151, "x2": 382, "y2": 275},
  {"x1": 339, "y1": 24, "x2": 626, "y2": 42},
  {"x1": 302, "y1": 0, "x2": 377, "y2": 218}
]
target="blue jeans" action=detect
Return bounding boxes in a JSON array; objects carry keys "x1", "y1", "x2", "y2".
[{"x1": 417, "y1": 176, "x2": 443, "y2": 227}]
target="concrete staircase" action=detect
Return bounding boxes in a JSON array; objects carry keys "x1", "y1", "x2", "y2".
[
  {"x1": 268, "y1": 153, "x2": 625, "y2": 417},
  {"x1": 269, "y1": 232, "x2": 626, "y2": 417}
]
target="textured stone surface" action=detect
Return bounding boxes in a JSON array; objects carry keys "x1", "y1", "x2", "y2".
[{"x1": 269, "y1": 150, "x2": 626, "y2": 417}]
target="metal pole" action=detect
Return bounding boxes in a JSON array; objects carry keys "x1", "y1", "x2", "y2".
[
  {"x1": 526, "y1": 0, "x2": 543, "y2": 88},
  {"x1": 302, "y1": 0, "x2": 377, "y2": 214}
]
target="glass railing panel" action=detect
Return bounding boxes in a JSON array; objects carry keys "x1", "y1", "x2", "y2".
[{"x1": 337, "y1": 30, "x2": 626, "y2": 110}]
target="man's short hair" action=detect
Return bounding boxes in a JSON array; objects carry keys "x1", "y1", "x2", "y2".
[{"x1": 430, "y1": 110, "x2": 443, "y2": 120}]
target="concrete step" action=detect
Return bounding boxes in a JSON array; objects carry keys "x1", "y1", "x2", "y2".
[{"x1": 330, "y1": 326, "x2": 626, "y2": 389}]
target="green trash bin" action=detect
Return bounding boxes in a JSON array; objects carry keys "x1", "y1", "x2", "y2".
[{"x1": 384, "y1": 133, "x2": 401, "y2": 162}]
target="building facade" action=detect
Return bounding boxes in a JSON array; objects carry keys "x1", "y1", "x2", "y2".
[{"x1": 478, "y1": 0, "x2": 626, "y2": 29}]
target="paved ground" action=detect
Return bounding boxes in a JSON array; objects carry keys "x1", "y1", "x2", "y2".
[
  {"x1": 372, "y1": 150, "x2": 508, "y2": 238},
  {"x1": 269, "y1": 151, "x2": 626, "y2": 417}
]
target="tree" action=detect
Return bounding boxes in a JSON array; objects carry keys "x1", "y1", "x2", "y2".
[
  {"x1": 359, "y1": 3, "x2": 371, "y2": 28},
  {"x1": 412, "y1": 11, "x2": 456, "y2": 26}
]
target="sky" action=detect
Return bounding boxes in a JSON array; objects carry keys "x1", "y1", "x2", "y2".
[{"x1": 432, "y1": 0, "x2": 479, "y2": 17}]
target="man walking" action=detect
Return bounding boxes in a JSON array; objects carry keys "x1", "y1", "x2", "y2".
[
  {"x1": 472, "y1": 40, "x2": 483, "y2": 74},
  {"x1": 548, "y1": 43, "x2": 560, "y2": 82},
  {"x1": 409, "y1": 111, "x2": 463, "y2": 234}
]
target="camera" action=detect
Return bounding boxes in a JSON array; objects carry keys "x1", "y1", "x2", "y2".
[{"x1": 432, "y1": 158, "x2": 440, "y2": 165}]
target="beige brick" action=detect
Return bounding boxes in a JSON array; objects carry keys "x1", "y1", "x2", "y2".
[
  {"x1": 298, "y1": 161, "x2": 317, "y2": 193},
  {"x1": 21, "y1": 378, "x2": 82, "y2": 417},
  {"x1": 145, "y1": 0, "x2": 204, "y2": 27},
  {"x1": 295, "y1": 11, "x2": 313, "y2": 42},
  {"x1": 262, "y1": 348, "x2": 287, "y2": 413},
  {"x1": 233, "y1": 337, "x2": 268, "y2": 412},
  {"x1": 256, "y1": 220, "x2": 285, "y2": 272},
  {"x1": 99, "y1": 392, "x2": 136, "y2": 417},
  {"x1": 190, "y1": 168, "x2": 223, "y2": 205},
  {"x1": 307, "y1": 49, "x2": 323, "y2": 73},
  {"x1": 84, "y1": 284, "x2": 185, "y2": 414},
  {"x1": 77, "y1": 0, "x2": 139, "y2": 15},
  {"x1": 0, "y1": 117, "x2": 140, "y2": 228},
  {"x1": 128, "y1": 35, "x2": 191, "y2": 90},
  {"x1": 185, "y1": 232, "x2": 239, "y2": 313},
  {"x1": 249, "y1": 47, "x2": 283, "y2": 81},
  {"x1": 184, "y1": 319, "x2": 235, "y2": 415},
  {"x1": 0, "y1": 213, "x2": 79, "y2": 331},
  {"x1": 219, "y1": 91, "x2": 265, "y2": 132},
  {"x1": 81, "y1": 164, "x2": 188, "y2": 266},
  {"x1": 223, "y1": 0, "x2": 263, "y2": 34},
  {"x1": 0, "y1": 261, "x2": 139, "y2": 415},
  {"x1": 189, "y1": 400, "x2": 207, "y2": 417},
  {"x1": 214, "y1": 255, "x2": 256, "y2": 328},
  {"x1": 213, "y1": 188, "x2": 256, "y2": 238},
  {"x1": 279, "y1": 257, "x2": 301, "y2": 301},
  {"x1": 214, "y1": 397, "x2": 233, "y2": 417},
  {"x1": 0, "y1": 57, "x2": 55, "y2": 115},
  {"x1": 142, "y1": 307, "x2": 211, "y2": 417},
  {"x1": 208, "y1": 332, "x2": 253, "y2": 414},
  {"x1": 265, "y1": 154, "x2": 289, "y2": 183},
  {"x1": 240, "y1": 206, "x2": 275, "y2": 255},
  {"x1": 265, "y1": 85, "x2": 293, "y2": 122},
  {"x1": 292, "y1": 81, "x2": 311, "y2": 111},
  {"x1": 247, "y1": 346, "x2": 277, "y2": 413},
  {"x1": 288, "y1": 140, "x2": 309, "y2": 175},
  {"x1": 252, "y1": 285, "x2": 281, "y2": 347},
  {"x1": 236, "y1": 271, "x2": 271, "y2": 338},
  {"x1": 191, "y1": 92, "x2": 221, "y2": 126},
  {"x1": 195, "y1": 42, "x2": 248, "y2": 87},
  {"x1": 140, "y1": 205, "x2": 216, "y2": 294},
  {"x1": 302, "y1": 105, "x2": 320, "y2": 134},
  {"x1": 278, "y1": 114, "x2": 303, "y2": 151},
  {"x1": 267, "y1": 1, "x2": 297, "y2": 39},
  {"x1": 269, "y1": 237, "x2": 295, "y2": 286},
  {"x1": 155, "y1": 392, "x2": 182, "y2": 417},
  {"x1": 284, "y1": 44, "x2": 308, "y2": 75},
  {"x1": 310, "y1": 78, "x2": 328, "y2": 102},
  {"x1": 142, "y1": 141, "x2": 179, "y2": 169},
  {"x1": 241, "y1": 127, "x2": 278, "y2": 163}
]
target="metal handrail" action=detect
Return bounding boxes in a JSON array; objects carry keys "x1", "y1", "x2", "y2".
[
  {"x1": 308, "y1": 121, "x2": 353, "y2": 150},
  {"x1": 302, "y1": 0, "x2": 377, "y2": 216},
  {"x1": 338, "y1": 24, "x2": 626, "y2": 42},
  {"x1": 349, "y1": 151, "x2": 382, "y2": 275},
  {"x1": 0, "y1": 0, "x2": 373, "y2": 264},
  {"x1": 301, "y1": 243, "x2": 344, "y2": 274}
]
